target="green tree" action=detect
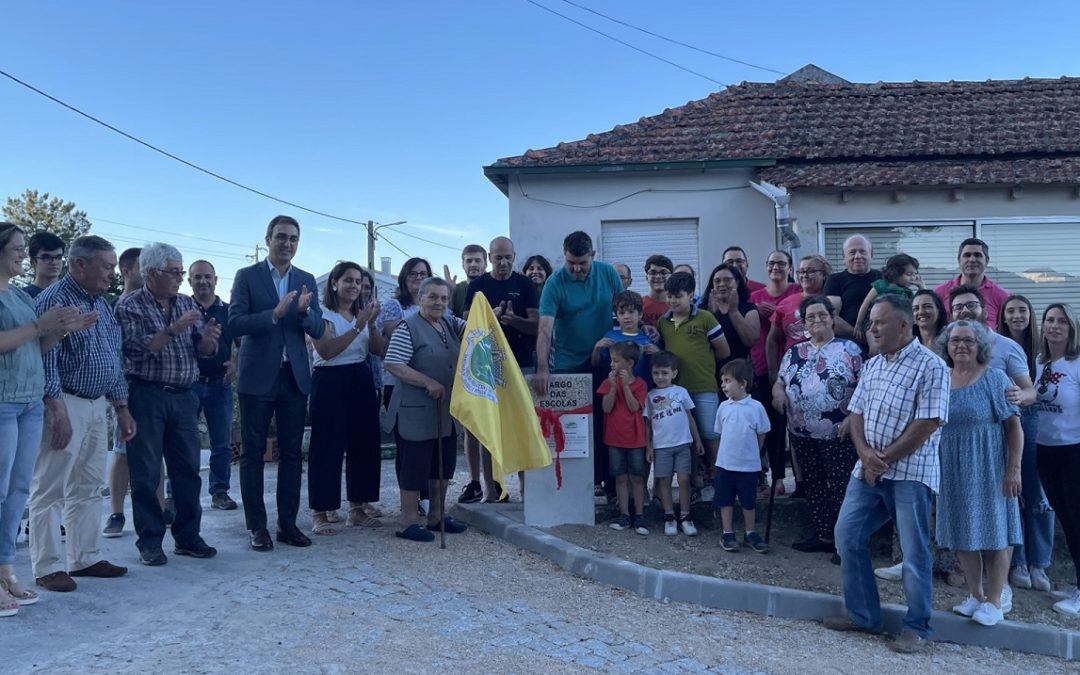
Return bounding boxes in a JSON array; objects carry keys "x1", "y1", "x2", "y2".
[{"x1": 1, "y1": 189, "x2": 117, "y2": 292}]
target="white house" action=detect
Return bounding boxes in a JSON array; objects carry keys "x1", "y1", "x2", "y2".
[
  {"x1": 315, "y1": 256, "x2": 397, "y2": 305},
  {"x1": 484, "y1": 65, "x2": 1080, "y2": 315}
]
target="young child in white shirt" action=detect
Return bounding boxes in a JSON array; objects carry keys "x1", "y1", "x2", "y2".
[
  {"x1": 713, "y1": 359, "x2": 771, "y2": 553},
  {"x1": 644, "y1": 351, "x2": 704, "y2": 536}
]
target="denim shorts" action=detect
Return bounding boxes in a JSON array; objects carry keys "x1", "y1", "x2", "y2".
[
  {"x1": 652, "y1": 444, "x2": 691, "y2": 478},
  {"x1": 689, "y1": 391, "x2": 719, "y2": 440},
  {"x1": 713, "y1": 467, "x2": 758, "y2": 509},
  {"x1": 608, "y1": 446, "x2": 647, "y2": 477}
]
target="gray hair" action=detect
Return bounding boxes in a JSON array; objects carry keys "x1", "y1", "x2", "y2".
[
  {"x1": 937, "y1": 319, "x2": 993, "y2": 366},
  {"x1": 875, "y1": 293, "x2": 914, "y2": 325},
  {"x1": 843, "y1": 233, "x2": 872, "y2": 253},
  {"x1": 419, "y1": 276, "x2": 450, "y2": 296},
  {"x1": 139, "y1": 242, "x2": 183, "y2": 276},
  {"x1": 69, "y1": 235, "x2": 115, "y2": 261}
]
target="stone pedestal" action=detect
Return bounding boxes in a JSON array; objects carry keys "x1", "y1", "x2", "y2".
[{"x1": 523, "y1": 373, "x2": 595, "y2": 527}]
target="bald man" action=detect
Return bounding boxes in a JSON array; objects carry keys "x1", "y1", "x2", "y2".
[{"x1": 457, "y1": 236, "x2": 539, "y2": 502}]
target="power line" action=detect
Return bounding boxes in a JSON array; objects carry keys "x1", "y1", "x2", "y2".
[
  {"x1": 556, "y1": 0, "x2": 786, "y2": 76},
  {"x1": 91, "y1": 216, "x2": 251, "y2": 250},
  {"x1": 96, "y1": 231, "x2": 250, "y2": 261},
  {"x1": 377, "y1": 231, "x2": 411, "y2": 259},
  {"x1": 392, "y1": 227, "x2": 460, "y2": 251},
  {"x1": 522, "y1": 0, "x2": 726, "y2": 86},
  {"x1": 0, "y1": 68, "x2": 367, "y2": 226}
]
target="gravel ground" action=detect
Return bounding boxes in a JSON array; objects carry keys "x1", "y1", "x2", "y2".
[{"x1": 3, "y1": 459, "x2": 1072, "y2": 673}]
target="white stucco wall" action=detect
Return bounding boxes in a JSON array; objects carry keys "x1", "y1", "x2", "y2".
[{"x1": 505, "y1": 169, "x2": 778, "y2": 281}]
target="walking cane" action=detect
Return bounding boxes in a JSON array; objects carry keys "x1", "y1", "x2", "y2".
[
  {"x1": 765, "y1": 476, "x2": 776, "y2": 543},
  {"x1": 436, "y1": 397, "x2": 447, "y2": 550}
]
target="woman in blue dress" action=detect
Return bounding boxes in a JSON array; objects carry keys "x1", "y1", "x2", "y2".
[{"x1": 935, "y1": 320, "x2": 1022, "y2": 627}]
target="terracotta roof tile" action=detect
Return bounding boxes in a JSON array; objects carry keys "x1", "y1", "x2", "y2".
[
  {"x1": 758, "y1": 157, "x2": 1080, "y2": 188},
  {"x1": 489, "y1": 73, "x2": 1080, "y2": 187}
]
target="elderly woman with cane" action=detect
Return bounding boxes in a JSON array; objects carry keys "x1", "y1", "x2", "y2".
[{"x1": 383, "y1": 277, "x2": 469, "y2": 542}]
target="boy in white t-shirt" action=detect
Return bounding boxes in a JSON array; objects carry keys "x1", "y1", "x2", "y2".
[
  {"x1": 644, "y1": 351, "x2": 704, "y2": 536},
  {"x1": 713, "y1": 359, "x2": 771, "y2": 554}
]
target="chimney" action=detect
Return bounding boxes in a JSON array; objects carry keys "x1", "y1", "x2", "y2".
[{"x1": 380, "y1": 257, "x2": 391, "y2": 275}]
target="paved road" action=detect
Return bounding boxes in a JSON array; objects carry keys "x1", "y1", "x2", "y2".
[{"x1": 5, "y1": 460, "x2": 1068, "y2": 674}]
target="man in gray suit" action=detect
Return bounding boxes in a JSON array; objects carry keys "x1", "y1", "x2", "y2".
[{"x1": 229, "y1": 215, "x2": 325, "y2": 551}]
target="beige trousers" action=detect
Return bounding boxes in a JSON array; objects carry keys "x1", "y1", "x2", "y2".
[{"x1": 28, "y1": 394, "x2": 109, "y2": 577}]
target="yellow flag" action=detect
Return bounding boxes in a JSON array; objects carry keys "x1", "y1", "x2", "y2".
[{"x1": 451, "y1": 292, "x2": 551, "y2": 489}]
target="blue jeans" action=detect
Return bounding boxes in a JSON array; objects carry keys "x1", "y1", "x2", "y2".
[
  {"x1": 834, "y1": 476, "x2": 934, "y2": 637},
  {"x1": 0, "y1": 401, "x2": 44, "y2": 565},
  {"x1": 193, "y1": 379, "x2": 234, "y2": 496},
  {"x1": 1012, "y1": 408, "x2": 1055, "y2": 570}
]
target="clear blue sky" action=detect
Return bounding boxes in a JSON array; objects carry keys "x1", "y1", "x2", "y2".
[{"x1": 3, "y1": 1, "x2": 1077, "y2": 288}]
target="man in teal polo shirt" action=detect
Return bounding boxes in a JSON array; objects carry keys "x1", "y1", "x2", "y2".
[{"x1": 533, "y1": 231, "x2": 624, "y2": 499}]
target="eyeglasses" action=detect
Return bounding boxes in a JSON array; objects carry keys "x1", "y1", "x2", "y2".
[
  {"x1": 766, "y1": 260, "x2": 789, "y2": 268},
  {"x1": 33, "y1": 254, "x2": 64, "y2": 263},
  {"x1": 157, "y1": 269, "x2": 185, "y2": 279},
  {"x1": 8, "y1": 245, "x2": 27, "y2": 254},
  {"x1": 804, "y1": 312, "x2": 832, "y2": 322},
  {"x1": 406, "y1": 271, "x2": 430, "y2": 280},
  {"x1": 948, "y1": 337, "x2": 977, "y2": 346},
  {"x1": 950, "y1": 301, "x2": 981, "y2": 314},
  {"x1": 797, "y1": 269, "x2": 825, "y2": 277},
  {"x1": 646, "y1": 270, "x2": 671, "y2": 278},
  {"x1": 724, "y1": 258, "x2": 747, "y2": 266}
]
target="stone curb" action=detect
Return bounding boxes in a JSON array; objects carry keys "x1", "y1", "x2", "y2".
[{"x1": 456, "y1": 503, "x2": 1080, "y2": 661}]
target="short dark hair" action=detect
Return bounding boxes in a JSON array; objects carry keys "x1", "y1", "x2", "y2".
[
  {"x1": 69, "y1": 235, "x2": 115, "y2": 261},
  {"x1": 720, "y1": 358, "x2": 754, "y2": 388},
  {"x1": 722, "y1": 245, "x2": 747, "y2": 259},
  {"x1": 265, "y1": 214, "x2": 300, "y2": 239},
  {"x1": 948, "y1": 284, "x2": 985, "y2": 307},
  {"x1": 957, "y1": 237, "x2": 989, "y2": 257},
  {"x1": 396, "y1": 257, "x2": 433, "y2": 308},
  {"x1": 798, "y1": 294, "x2": 835, "y2": 318},
  {"x1": 461, "y1": 244, "x2": 487, "y2": 259},
  {"x1": 664, "y1": 271, "x2": 695, "y2": 295},
  {"x1": 188, "y1": 259, "x2": 215, "y2": 273},
  {"x1": 119, "y1": 247, "x2": 142, "y2": 273},
  {"x1": 562, "y1": 231, "x2": 592, "y2": 257},
  {"x1": 613, "y1": 290, "x2": 643, "y2": 313},
  {"x1": 521, "y1": 254, "x2": 552, "y2": 279},
  {"x1": 28, "y1": 231, "x2": 65, "y2": 257},
  {"x1": 874, "y1": 293, "x2": 914, "y2": 324},
  {"x1": 882, "y1": 253, "x2": 919, "y2": 285},
  {"x1": 609, "y1": 340, "x2": 640, "y2": 364},
  {"x1": 644, "y1": 254, "x2": 673, "y2": 273},
  {"x1": 650, "y1": 351, "x2": 679, "y2": 371}
]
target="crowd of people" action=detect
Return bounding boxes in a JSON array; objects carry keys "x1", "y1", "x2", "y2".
[{"x1": 1, "y1": 218, "x2": 1078, "y2": 656}]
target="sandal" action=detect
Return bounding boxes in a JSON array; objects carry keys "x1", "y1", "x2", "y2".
[
  {"x1": 361, "y1": 503, "x2": 384, "y2": 519},
  {"x1": 311, "y1": 511, "x2": 338, "y2": 536},
  {"x1": 395, "y1": 523, "x2": 434, "y2": 542},
  {"x1": 0, "y1": 574, "x2": 38, "y2": 607},
  {"x1": 324, "y1": 510, "x2": 341, "y2": 524},
  {"x1": 0, "y1": 587, "x2": 19, "y2": 617},
  {"x1": 347, "y1": 505, "x2": 383, "y2": 528}
]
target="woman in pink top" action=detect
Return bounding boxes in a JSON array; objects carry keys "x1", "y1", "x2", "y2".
[
  {"x1": 766, "y1": 255, "x2": 832, "y2": 382},
  {"x1": 749, "y1": 250, "x2": 799, "y2": 495}
]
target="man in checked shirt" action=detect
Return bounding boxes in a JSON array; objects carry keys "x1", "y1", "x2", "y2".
[
  {"x1": 823, "y1": 294, "x2": 950, "y2": 654},
  {"x1": 115, "y1": 243, "x2": 222, "y2": 567},
  {"x1": 29, "y1": 235, "x2": 137, "y2": 593}
]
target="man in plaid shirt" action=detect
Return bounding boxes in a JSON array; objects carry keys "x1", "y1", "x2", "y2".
[
  {"x1": 115, "y1": 242, "x2": 221, "y2": 567},
  {"x1": 824, "y1": 294, "x2": 950, "y2": 654}
]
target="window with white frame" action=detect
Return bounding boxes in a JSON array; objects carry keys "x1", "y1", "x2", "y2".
[{"x1": 820, "y1": 221, "x2": 975, "y2": 290}]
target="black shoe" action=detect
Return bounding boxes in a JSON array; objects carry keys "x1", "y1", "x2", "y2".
[
  {"x1": 792, "y1": 536, "x2": 836, "y2": 553},
  {"x1": 396, "y1": 523, "x2": 435, "y2": 542},
  {"x1": 831, "y1": 552, "x2": 842, "y2": 565},
  {"x1": 458, "y1": 481, "x2": 483, "y2": 504},
  {"x1": 211, "y1": 493, "x2": 238, "y2": 510},
  {"x1": 276, "y1": 524, "x2": 313, "y2": 547},
  {"x1": 139, "y1": 548, "x2": 168, "y2": 566},
  {"x1": 249, "y1": 528, "x2": 273, "y2": 552},
  {"x1": 174, "y1": 539, "x2": 217, "y2": 559},
  {"x1": 744, "y1": 531, "x2": 769, "y2": 554},
  {"x1": 163, "y1": 498, "x2": 175, "y2": 526},
  {"x1": 426, "y1": 517, "x2": 469, "y2": 534}
]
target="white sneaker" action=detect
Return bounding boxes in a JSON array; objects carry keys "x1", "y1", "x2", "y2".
[
  {"x1": 1001, "y1": 584, "x2": 1013, "y2": 614},
  {"x1": 680, "y1": 518, "x2": 698, "y2": 537},
  {"x1": 1053, "y1": 590, "x2": 1080, "y2": 616},
  {"x1": 972, "y1": 601, "x2": 1004, "y2": 626},
  {"x1": 1009, "y1": 565, "x2": 1032, "y2": 589},
  {"x1": 1031, "y1": 567, "x2": 1052, "y2": 592},
  {"x1": 664, "y1": 518, "x2": 677, "y2": 536},
  {"x1": 874, "y1": 562, "x2": 903, "y2": 582},
  {"x1": 952, "y1": 594, "x2": 980, "y2": 617}
]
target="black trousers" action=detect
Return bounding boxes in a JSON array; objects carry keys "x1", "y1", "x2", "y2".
[
  {"x1": 790, "y1": 434, "x2": 857, "y2": 540},
  {"x1": 126, "y1": 380, "x2": 203, "y2": 552},
  {"x1": 385, "y1": 384, "x2": 430, "y2": 501},
  {"x1": 1037, "y1": 443, "x2": 1080, "y2": 586},
  {"x1": 307, "y1": 362, "x2": 381, "y2": 510},
  {"x1": 752, "y1": 376, "x2": 787, "y2": 480},
  {"x1": 239, "y1": 365, "x2": 307, "y2": 531}
]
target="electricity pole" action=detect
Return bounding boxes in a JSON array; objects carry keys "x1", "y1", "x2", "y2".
[{"x1": 366, "y1": 220, "x2": 406, "y2": 271}]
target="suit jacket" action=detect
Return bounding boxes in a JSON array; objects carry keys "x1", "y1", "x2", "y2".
[{"x1": 229, "y1": 260, "x2": 325, "y2": 396}]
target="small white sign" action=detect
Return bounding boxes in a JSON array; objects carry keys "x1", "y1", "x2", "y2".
[{"x1": 547, "y1": 413, "x2": 590, "y2": 459}]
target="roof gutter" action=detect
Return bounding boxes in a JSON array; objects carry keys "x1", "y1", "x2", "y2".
[
  {"x1": 484, "y1": 158, "x2": 776, "y2": 195},
  {"x1": 749, "y1": 180, "x2": 801, "y2": 249}
]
